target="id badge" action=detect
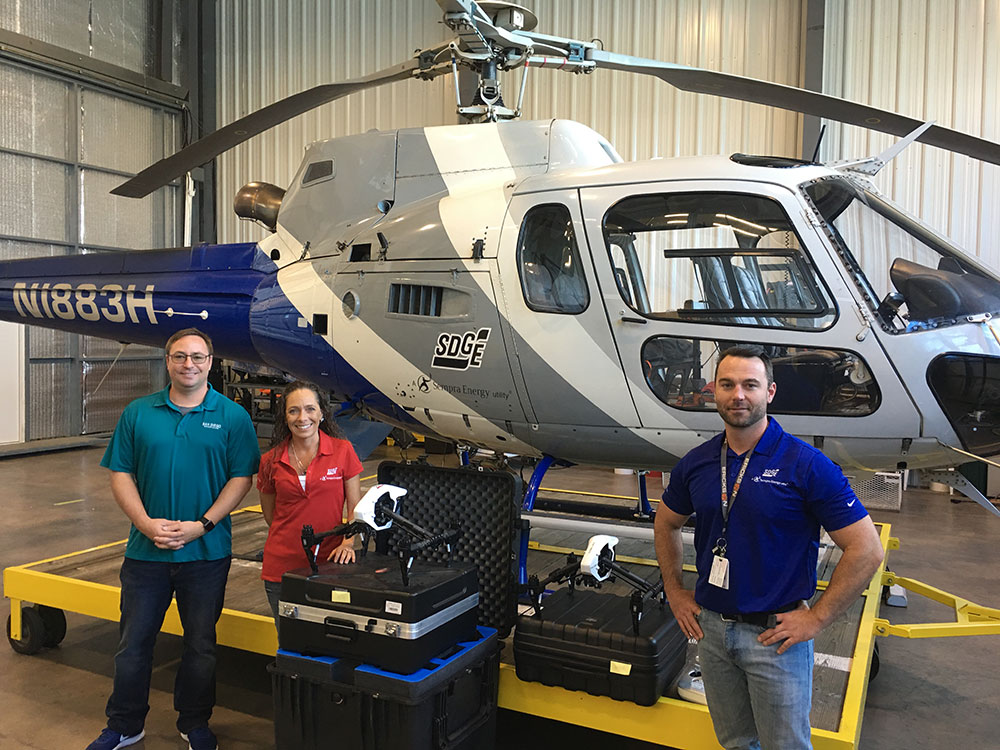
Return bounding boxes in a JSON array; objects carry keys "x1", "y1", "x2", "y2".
[{"x1": 709, "y1": 555, "x2": 730, "y2": 590}]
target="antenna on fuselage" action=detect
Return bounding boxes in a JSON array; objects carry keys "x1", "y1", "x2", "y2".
[{"x1": 810, "y1": 124, "x2": 827, "y2": 163}]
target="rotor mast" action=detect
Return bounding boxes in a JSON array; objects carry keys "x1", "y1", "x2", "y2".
[{"x1": 439, "y1": 0, "x2": 595, "y2": 122}]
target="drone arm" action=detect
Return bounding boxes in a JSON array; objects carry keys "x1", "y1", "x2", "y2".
[
  {"x1": 402, "y1": 526, "x2": 461, "y2": 555},
  {"x1": 587, "y1": 49, "x2": 1000, "y2": 167},
  {"x1": 301, "y1": 521, "x2": 365, "y2": 574},
  {"x1": 607, "y1": 560, "x2": 657, "y2": 593},
  {"x1": 381, "y1": 506, "x2": 434, "y2": 539},
  {"x1": 527, "y1": 553, "x2": 582, "y2": 614}
]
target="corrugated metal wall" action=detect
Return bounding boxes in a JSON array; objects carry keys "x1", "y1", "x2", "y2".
[
  {"x1": 821, "y1": 0, "x2": 1000, "y2": 269},
  {"x1": 0, "y1": 1, "x2": 182, "y2": 439},
  {"x1": 2, "y1": 0, "x2": 181, "y2": 83},
  {"x1": 216, "y1": 0, "x2": 807, "y2": 243}
]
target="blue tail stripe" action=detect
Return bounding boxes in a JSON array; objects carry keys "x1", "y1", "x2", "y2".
[
  {"x1": 0, "y1": 243, "x2": 275, "y2": 362},
  {"x1": 0, "y1": 243, "x2": 270, "y2": 277}
]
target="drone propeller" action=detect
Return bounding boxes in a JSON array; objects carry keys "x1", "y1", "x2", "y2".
[
  {"x1": 111, "y1": 55, "x2": 451, "y2": 198},
  {"x1": 587, "y1": 50, "x2": 1000, "y2": 168}
]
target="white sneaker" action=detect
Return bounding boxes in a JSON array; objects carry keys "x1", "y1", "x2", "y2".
[{"x1": 677, "y1": 667, "x2": 708, "y2": 705}]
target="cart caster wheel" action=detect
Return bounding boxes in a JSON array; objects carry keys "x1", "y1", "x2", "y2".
[
  {"x1": 38, "y1": 605, "x2": 67, "y2": 647},
  {"x1": 869, "y1": 641, "x2": 880, "y2": 682},
  {"x1": 6, "y1": 606, "x2": 46, "y2": 655}
]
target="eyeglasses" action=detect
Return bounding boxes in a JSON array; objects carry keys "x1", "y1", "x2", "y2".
[{"x1": 168, "y1": 352, "x2": 210, "y2": 364}]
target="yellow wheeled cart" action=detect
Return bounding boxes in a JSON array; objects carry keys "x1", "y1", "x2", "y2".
[{"x1": 5, "y1": 518, "x2": 998, "y2": 750}]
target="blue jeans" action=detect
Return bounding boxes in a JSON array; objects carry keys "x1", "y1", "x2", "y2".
[
  {"x1": 263, "y1": 579, "x2": 281, "y2": 622},
  {"x1": 106, "y1": 556, "x2": 231, "y2": 736},
  {"x1": 697, "y1": 608, "x2": 813, "y2": 750}
]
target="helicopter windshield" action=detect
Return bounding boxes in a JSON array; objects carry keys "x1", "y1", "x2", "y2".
[
  {"x1": 804, "y1": 178, "x2": 1000, "y2": 331},
  {"x1": 603, "y1": 192, "x2": 836, "y2": 330}
]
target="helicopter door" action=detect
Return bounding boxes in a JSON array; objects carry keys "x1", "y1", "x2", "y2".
[
  {"x1": 498, "y1": 190, "x2": 639, "y2": 431},
  {"x1": 578, "y1": 182, "x2": 922, "y2": 467}
]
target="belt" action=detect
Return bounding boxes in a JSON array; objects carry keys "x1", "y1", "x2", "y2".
[{"x1": 717, "y1": 601, "x2": 802, "y2": 628}]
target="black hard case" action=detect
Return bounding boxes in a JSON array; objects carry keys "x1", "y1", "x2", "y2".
[
  {"x1": 513, "y1": 587, "x2": 688, "y2": 706},
  {"x1": 279, "y1": 554, "x2": 479, "y2": 674},
  {"x1": 271, "y1": 627, "x2": 499, "y2": 750},
  {"x1": 376, "y1": 461, "x2": 522, "y2": 636}
]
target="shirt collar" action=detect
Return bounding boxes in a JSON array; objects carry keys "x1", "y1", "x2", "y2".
[
  {"x1": 279, "y1": 431, "x2": 336, "y2": 468},
  {"x1": 718, "y1": 416, "x2": 783, "y2": 458},
  {"x1": 753, "y1": 417, "x2": 783, "y2": 457},
  {"x1": 317, "y1": 430, "x2": 336, "y2": 456},
  {"x1": 153, "y1": 383, "x2": 219, "y2": 413}
]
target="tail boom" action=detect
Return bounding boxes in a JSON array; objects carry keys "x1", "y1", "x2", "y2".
[{"x1": 0, "y1": 243, "x2": 276, "y2": 361}]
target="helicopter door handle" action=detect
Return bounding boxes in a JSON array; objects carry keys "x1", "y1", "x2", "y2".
[{"x1": 620, "y1": 315, "x2": 647, "y2": 325}]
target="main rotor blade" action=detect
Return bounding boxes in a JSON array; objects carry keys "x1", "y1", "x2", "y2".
[
  {"x1": 113, "y1": 58, "x2": 426, "y2": 199},
  {"x1": 590, "y1": 50, "x2": 1000, "y2": 167}
]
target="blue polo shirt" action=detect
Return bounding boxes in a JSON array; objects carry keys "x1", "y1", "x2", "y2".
[
  {"x1": 101, "y1": 385, "x2": 260, "y2": 562},
  {"x1": 662, "y1": 418, "x2": 868, "y2": 614}
]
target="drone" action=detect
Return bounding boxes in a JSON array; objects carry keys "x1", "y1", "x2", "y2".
[
  {"x1": 527, "y1": 534, "x2": 666, "y2": 635},
  {"x1": 300, "y1": 484, "x2": 461, "y2": 585},
  {"x1": 2, "y1": 0, "x2": 1000, "y2": 515}
]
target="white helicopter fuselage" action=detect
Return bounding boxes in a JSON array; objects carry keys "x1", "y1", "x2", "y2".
[{"x1": 250, "y1": 119, "x2": 1000, "y2": 475}]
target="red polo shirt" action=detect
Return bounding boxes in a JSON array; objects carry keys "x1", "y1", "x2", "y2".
[{"x1": 257, "y1": 432, "x2": 363, "y2": 582}]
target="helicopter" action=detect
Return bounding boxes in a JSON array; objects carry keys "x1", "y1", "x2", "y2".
[{"x1": 1, "y1": 0, "x2": 1000, "y2": 515}]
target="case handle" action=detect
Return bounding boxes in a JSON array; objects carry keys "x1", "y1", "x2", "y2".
[
  {"x1": 434, "y1": 652, "x2": 500, "y2": 747},
  {"x1": 323, "y1": 616, "x2": 359, "y2": 642},
  {"x1": 560, "y1": 661, "x2": 606, "y2": 676}
]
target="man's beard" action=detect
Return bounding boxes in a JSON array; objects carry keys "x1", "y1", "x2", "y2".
[{"x1": 718, "y1": 400, "x2": 767, "y2": 428}]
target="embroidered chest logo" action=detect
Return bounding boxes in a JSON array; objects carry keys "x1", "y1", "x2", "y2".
[
  {"x1": 753, "y1": 467, "x2": 788, "y2": 486},
  {"x1": 320, "y1": 468, "x2": 341, "y2": 482},
  {"x1": 202, "y1": 422, "x2": 222, "y2": 430}
]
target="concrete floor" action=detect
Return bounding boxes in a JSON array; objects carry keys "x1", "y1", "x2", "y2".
[{"x1": 1, "y1": 445, "x2": 998, "y2": 749}]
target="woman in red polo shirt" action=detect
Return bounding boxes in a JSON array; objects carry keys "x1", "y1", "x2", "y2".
[{"x1": 257, "y1": 381, "x2": 363, "y2": 619}]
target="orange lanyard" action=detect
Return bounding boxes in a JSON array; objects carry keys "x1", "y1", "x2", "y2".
[{"x1": 717, "y1": 437, "x2": 757, "y2": 555}]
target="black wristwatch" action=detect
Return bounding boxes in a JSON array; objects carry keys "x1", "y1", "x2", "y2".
[{"x1": 198, "y1": 516, "x2": 215, "y2": 533}]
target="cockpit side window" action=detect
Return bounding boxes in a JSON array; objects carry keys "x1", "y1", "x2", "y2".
[
  {"x1": 642, "y1": 336, "x2": 880, "y2": 416},
  {"x1": 603, "y1": 192, "x2": 835, "y2": 330},
  {"x1": 517, "y1": 203, "x2": 589, "y2": 314},
  {"x1": 804, "y1": 177, "x2": 1000, "y2": 332}
]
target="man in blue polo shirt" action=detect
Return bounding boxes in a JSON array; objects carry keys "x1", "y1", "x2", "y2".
[
  {"x1": 654, "y1": 344, "x2": 884, "y2": 750},
  {"x1": 87, "y1": 328, "x2": 260, "y2": 750}
]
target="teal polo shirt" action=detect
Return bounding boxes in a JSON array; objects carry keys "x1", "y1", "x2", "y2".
[{"x1": 101, "y1": 384, "x2": 260, "y2": 562}]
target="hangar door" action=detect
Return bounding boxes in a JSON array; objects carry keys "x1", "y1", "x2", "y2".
[{"x1": 0, "y1": 7, "x2": 189, "y2": 439}]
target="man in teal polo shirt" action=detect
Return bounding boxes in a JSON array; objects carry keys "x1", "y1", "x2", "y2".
[{"x1": 87, "y1": 328, "x2": 260, "y2": 750}]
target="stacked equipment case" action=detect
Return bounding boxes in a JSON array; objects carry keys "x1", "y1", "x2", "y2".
[
  {"x1": 278, "y1": 554, "x2": 479, "y2": 674},
  {"x1": 272, "y1": 462, "x2": 520, "y2": 749},
  {"x1": 271, "y1": 626, "x2": 499, "y2": 750}
]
